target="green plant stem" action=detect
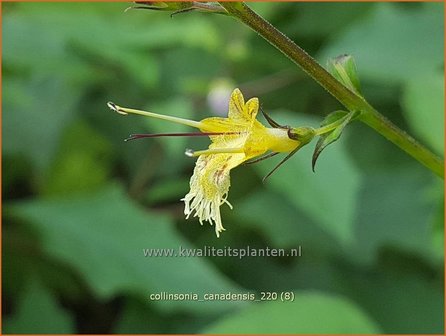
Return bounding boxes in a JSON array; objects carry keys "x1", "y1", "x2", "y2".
[
  {"x1": 219, "y1": 2, "x2": 444, "y2": 178},
  {"x1": 360, "y1": 110, "x2": 444, "y2": 178}
]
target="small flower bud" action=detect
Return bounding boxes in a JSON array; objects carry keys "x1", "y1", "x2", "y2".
[
  {"x1": 130, "y1": 2, "x2": 193, "y2": 11},
  {"x1": 327, "y1": 54, "x2": 361, "y2": 95},
  {"x1": 128, "y1": 2, "x2": 227, "y2": 16}
]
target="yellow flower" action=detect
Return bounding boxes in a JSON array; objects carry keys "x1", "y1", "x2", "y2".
[{"x1": 108, "y1": 88, "x2": 310, "y2": 237}]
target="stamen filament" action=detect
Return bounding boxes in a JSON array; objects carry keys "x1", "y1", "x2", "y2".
[
  {"x1": 185, "y1": 147, "x2": 245, "y2": 157},
  {"x1": 125, "y1": 132, "x2": 243, "y2": 142},
  {"x1": 107, "y1": 102, "x2": 203, "y2": 129}
]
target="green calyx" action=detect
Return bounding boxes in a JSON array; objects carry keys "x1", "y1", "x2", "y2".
[{"x1": 288, "y1": 126, "x2": 316, "y2": 145}]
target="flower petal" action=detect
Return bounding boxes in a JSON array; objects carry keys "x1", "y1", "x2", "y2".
[
  {"x1": 182, "y1": 152, "x2": 245, "y2": 237},
  {"x1": 228, "y1": 88, "x2": 259, "y2": 122}
]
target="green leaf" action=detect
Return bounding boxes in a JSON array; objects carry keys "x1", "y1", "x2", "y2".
[
  {"x1": 402, "y1": 72, "x2": 444, "y2": 155},
  {"x1": 4, "y1": 3, "x2": 223, "y2": 56},
  {"x1": 3, "y1": 280, "x2": 75, "y2": 334},
  {"x1": 3, "y1": 77, "x2": 78, "y2": 173},
  {"x1": 352, "y1": 168, "x2": 443, "y2": 265},
  {"x1": 114, "y1": 296, "x2": 216, "y2": 334},
  {"x1": 144, "y1": 177, "x2": 190, "y2": 205},
  {"x1": 236, "y1": 191, "x2": 339, "y2": 250},
  {"x1": 312, "y1": 110, "x2": 357, "y2": 171},
  {"x1": 203, "y1": 291, "x2": 380, "y2": 333},
  {"x1": 114, "y1": 298, "x2": 166, "y2": 334},
  {"x1": 319, "y1": 3, "x2": 443, "y2": 84},
  {"x1": 431, "y1": 186, "x2": 444, "y2": 261},
  {"x1": 255, "y1": 112, "x2": 361, "y2": 246},
  {"x1": 343, "y1": 267, "x2": 444, "y2": 333},
  {"x1": 280, "y1": 2, "x2": 375, "y2": 38},
  {"x1": 42, "y1": 121, "x2": 115, "y2": 196},
  {"x1": 11, "y1": 184, "x2": 244, "y2": 313}
]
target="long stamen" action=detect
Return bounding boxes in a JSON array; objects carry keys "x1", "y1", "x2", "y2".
[
  {"x1": 185, "y1": 147, "x2": 245, "y2": 157},
  {"x1": 125, "y1": 132, "x2": 243, "y2": 142},
  {"x1": 107, "y1": 102, "x2": 203, "y2": 129}
]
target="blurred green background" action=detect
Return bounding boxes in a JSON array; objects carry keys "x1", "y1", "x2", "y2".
[{"x1": 2, "y1": 2, "x2": 444, "y2": 334}]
